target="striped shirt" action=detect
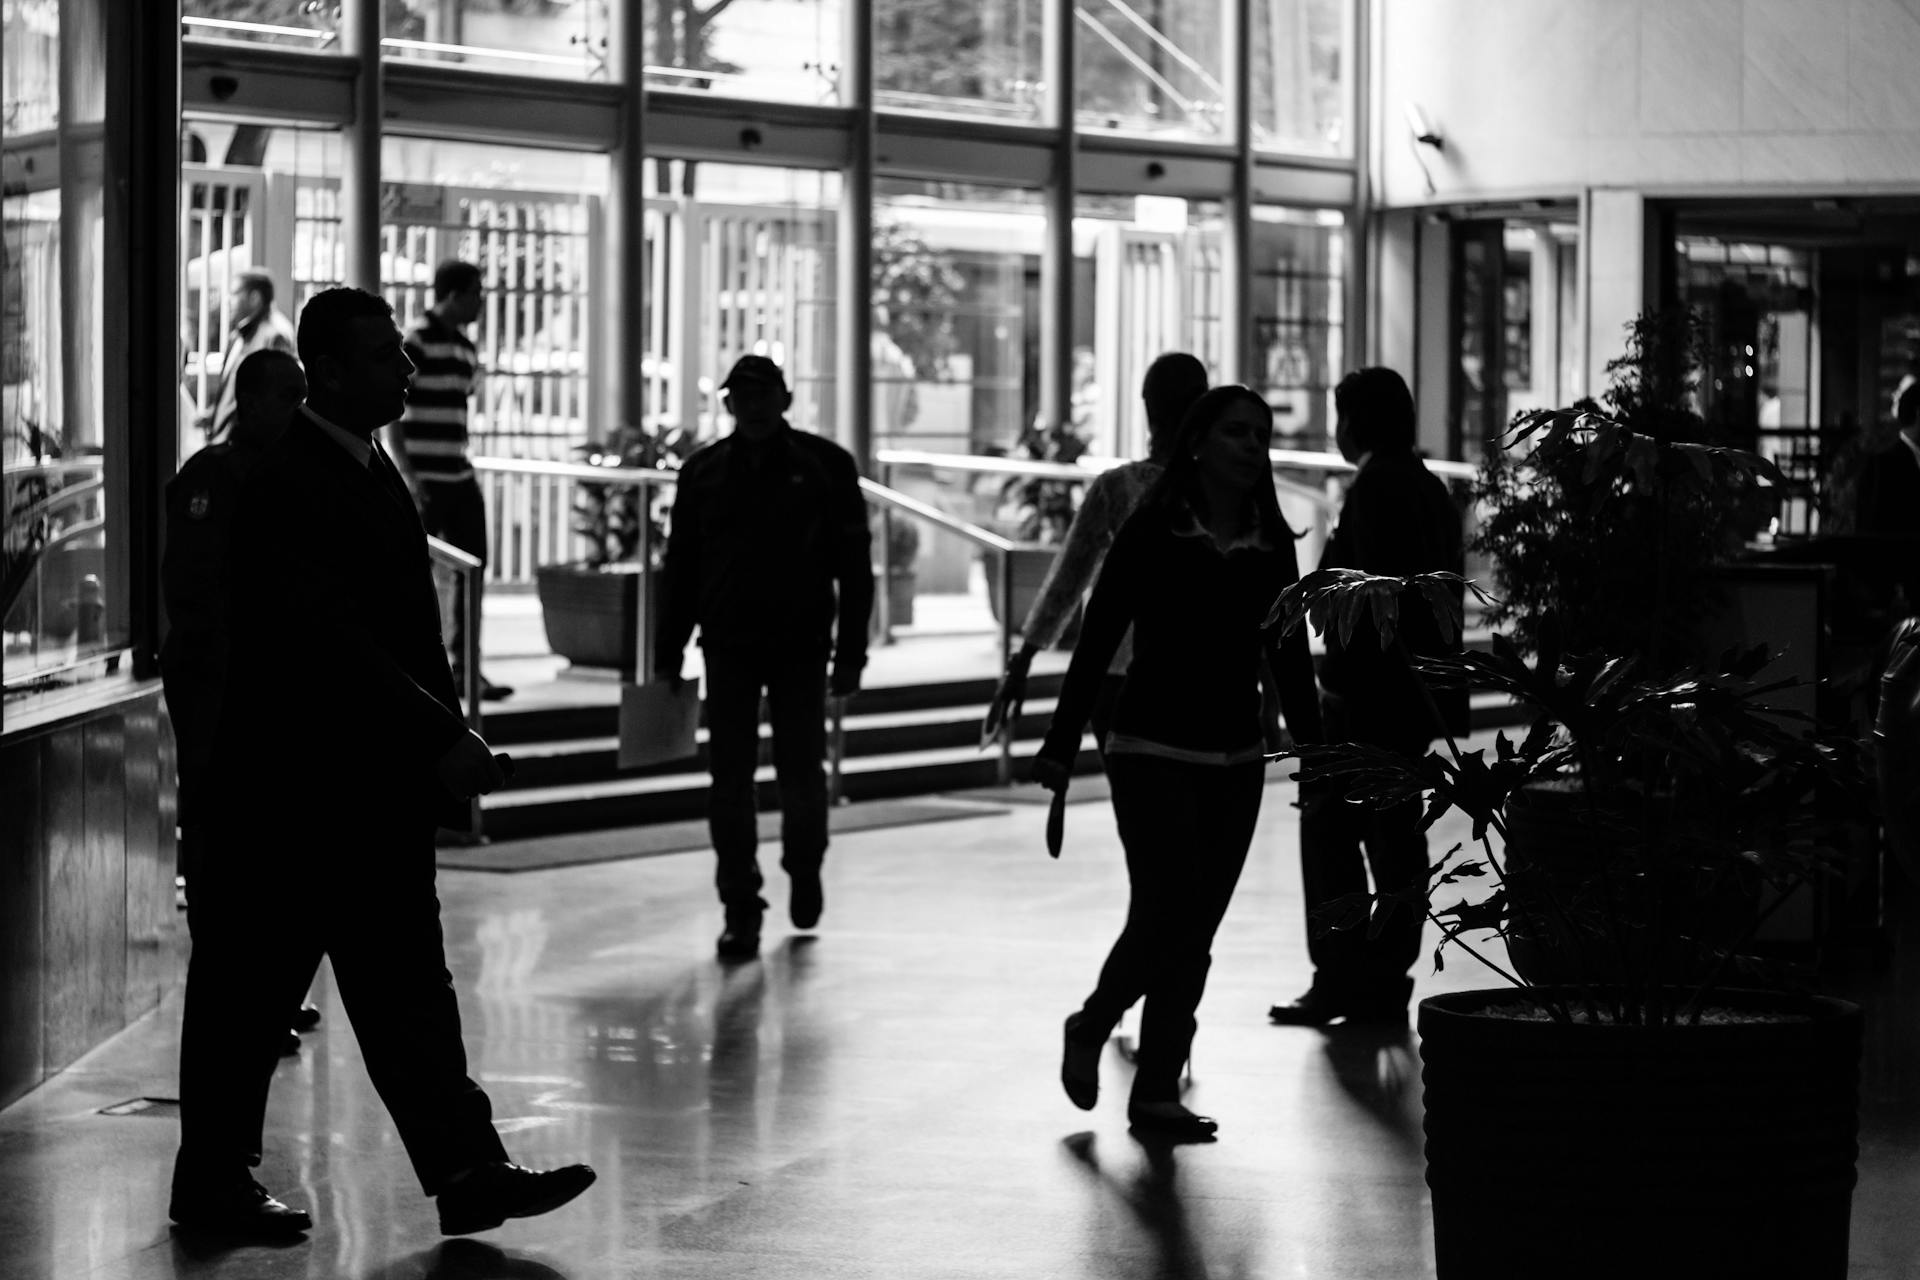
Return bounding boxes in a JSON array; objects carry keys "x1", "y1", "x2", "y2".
[{"x1": 399, "y1": 313, "x2": 478, "y2": 484}]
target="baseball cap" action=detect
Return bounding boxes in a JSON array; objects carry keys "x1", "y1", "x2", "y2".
[{"x1": 720, "y1": 354, "x2": 787, "y2": 392}]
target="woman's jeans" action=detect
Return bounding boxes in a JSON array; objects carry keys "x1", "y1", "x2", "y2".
[{"x1": 1077, "y1": 752, "x2": 1266, "y2": 1103}]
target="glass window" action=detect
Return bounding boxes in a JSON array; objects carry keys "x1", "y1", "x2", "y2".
[
  {"x1": 875, "y1": 0, "x2": 1043, "y2": 122},
  {"x1": 645, "y1": 0, "x2": 843, "y2": 104},
  {"x1": 1252, "y1": 0, "x2": 1351, "y2": 156},
  {"x1": 182, "y1": 0, "x2": 337, "y2": 53},
  {"x1": 643, "y1": 162, "x2": 840, "y2": 444},
  {"x1": 873, "y1": 179, "x2": 1042, "y2": 455},
  {"x1": 1077, "y1": 0, "x2": 1226, "y2": 140},
  {"x1": 1251, "y1": 205, "x2": 1344, "y2": 451},
  {"x1": 385, "y1": 0, "x2": 614, "y2": 81},
  {"x1": 181, "y1": 123, "x2": 341, "y2": 463},
  {"x1": 5, "y1": 0, "x2": 126, "y2": 706},
  {"x1": 1074, "y1": 193, "x2": 1226, "y2": 458}
]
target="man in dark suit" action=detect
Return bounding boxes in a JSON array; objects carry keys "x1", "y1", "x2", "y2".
[
  {"x1": 1269, "y1": 366, "x2": 1466, "y2": 1027},
  {"x1": 1857, "y1": 383, "x2": 1920, "y2": 610},
  {"x1": 169, "y1": 287, "x2": 594, "y2": 1238},
  {"x1": 655, "y1": 354, "x2": 874, "y2": 961}
]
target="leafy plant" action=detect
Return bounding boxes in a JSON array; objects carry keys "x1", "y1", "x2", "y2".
[
  {"x1": 1472, "y1": 309, "x2": 1774, "y2": 675},
  {"x1": 570, "y1": 421, "x2": 695, "y2": 570},
  {"x1": 1269, "y1": 470, "x2": 1870, "y2": 1028},
  {"x1": 995, "y1": 415, "x2": 1091, "y2": 544},
  {"x1": 871, "y1": 216, "x2": 964, "y2": 383}
]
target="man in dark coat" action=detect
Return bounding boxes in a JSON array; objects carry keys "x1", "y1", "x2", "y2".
[
  {"x1": 169, "y1": 287, "x2": 593, "y2": 1238},
  {"x1": 1858, "y1": 383, "x2": 1920, "y2": 609},
  {"x1": 1269, "y1": 366, "x2": 1466, "y2": 1027},
  {"x1": 161, "y1": 347, "x2": 319, "y2": 1055},
  {"x1": 655, "y1": 354, "x2": 875, "y2": 961}
]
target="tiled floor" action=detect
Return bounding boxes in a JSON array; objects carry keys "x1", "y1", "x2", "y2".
[{"x1": 4, "y1": 742, "x2": 1918, "y2": 1279}]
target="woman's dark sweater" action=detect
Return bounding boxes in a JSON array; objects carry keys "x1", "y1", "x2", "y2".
[{"x1": 1039, "y1": 503, "x2": 1324, "y2": 764}]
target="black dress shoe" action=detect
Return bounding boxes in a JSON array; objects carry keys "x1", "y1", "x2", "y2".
[
  {"x1": 1127, "y1": 1102, "x2": 1219, "y2": 1143},
  {"x1": 170, "y1": 1178, "x2": 313, "y2": 1236},
  {"x1": 479, "y1": 677, "x2": 514, "y2": 703},
  {"x1": 1061, "y1": 1013, "x2": 1101, "y2": 1111},
  {"x1": 1268, "y1": 976, "x2": 1413, "y2": 1027},
  {"x1": 716, "y1": 925, "x2": 760, "y2": 961},
  {"x1": 291, "y1": 1004, "x2": 321, "y2": 1033},
  {"x1": 437, "y1": 1161, "x2": 596, "y2": 1236},
  {"x1": 789, "y1": 870, "x2": 823, "y2": 930}
]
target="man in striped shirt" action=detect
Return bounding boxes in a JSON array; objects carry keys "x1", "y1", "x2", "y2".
[{"x1": 389, "y1": 259, "x2": 512, "y2": 702}]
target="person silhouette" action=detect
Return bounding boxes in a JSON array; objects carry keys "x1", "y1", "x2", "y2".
[
  {"x1": 984, "y1": 352, "x2": 1210, "y2": 748},
  {"x1": 1268, "y1": 366, "x2": 1465, "y2": 1028},
  {"x1": 1031, "y1": 385, "x2": 1323, "y2": 1142},
  {"x1": 170, "y1": 287, "x2": 593, "y2": 1238}
]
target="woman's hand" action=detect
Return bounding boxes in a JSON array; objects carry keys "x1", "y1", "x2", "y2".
[
  {"x1": 982, "y1": 646, "x2": 1036, "y2": 745},
  {"x1": 1028, "y1": 752, "x2": 1071, "y2": 794}
]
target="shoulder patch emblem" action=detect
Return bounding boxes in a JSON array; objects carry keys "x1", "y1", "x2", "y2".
[{"x1": 188, "y1": 491, "x2": 212, "y2": 520}]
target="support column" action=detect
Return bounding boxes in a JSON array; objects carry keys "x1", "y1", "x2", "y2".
[
  {"x1": 1583, "y1": 188, "x2": 1657, "y2": 400},
  {"x1": 1040, "y1": 0, "x2": 1077, "y2": 436},
  {"x1": 1221, "y1": 0, "x2": 1253, "y2": 384},
  {"x1": 340, "y1": 0, "x2": 383, "y2": 292},
  {"x1": 836, "y1": 0, "x2": 875, "y2": 472},
  {"x1": 608, "y1": 0, "x2": 652, "y2": 677}
]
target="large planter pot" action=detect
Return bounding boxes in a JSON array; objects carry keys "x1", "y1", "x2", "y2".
[
  {"x1": 535, "y1": 562, "x2": 644, "y2": 673},
  {"x1": 983, "y1": 545, "x2": 1080, "y2": 648},
  {"x1": 1502, "y1": 778, "x2": 1758, "y2": 986},
  {"x1": 1419, "y1": 986, "x2": 1861, "y2": 1280}
]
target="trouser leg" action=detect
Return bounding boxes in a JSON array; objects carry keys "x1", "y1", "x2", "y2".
[
  {"x1": 174, "y1": 821, "x2": 318, "y2": 1188},
  {"x1": 1089, "y1": 673, "x2": 1125, "y2": 767},
  {"x1": 324, "y1": 831, "x2": 506, "y2": 1197},
  {"x1": 703, "y1": 650, "x2": 767, "y2": 912},
  {"x1": 1355, "y1": 791, "x2": 1430, "y2": 985},
  {"x1": 765, "y1": 656, "x2": 830, "y2": 877},
  {"x1": 1131, "y1": 760, "x2": 1264, "y2": 1102},
  {"x1": 428, "y1": 478, "x2": 489, "y2": 680},
  {"x1": 1076, "y1": 755, "x2": 1180, "y2": 1041}
]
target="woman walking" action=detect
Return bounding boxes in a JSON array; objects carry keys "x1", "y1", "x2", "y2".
[{"x1": 1031, "y1": 385, "x2": 1322, "y2": 1141}]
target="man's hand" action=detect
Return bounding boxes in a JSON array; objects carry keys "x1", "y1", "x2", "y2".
[
  {"x1": 829, "y1": 659, "x2": 863, "y2": 699},
  {"x1": 436, "y1": 728, "x2": 507, "y2": 800}
]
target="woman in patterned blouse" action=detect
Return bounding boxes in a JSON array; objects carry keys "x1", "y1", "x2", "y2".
[{"x1": 982, "y1": 352, "x2": 1210, "y2": 745}]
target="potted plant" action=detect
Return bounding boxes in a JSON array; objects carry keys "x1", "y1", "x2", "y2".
[
  {"x1": 985, "y1": 413, "x2": 1092, "y2": 633},
  {"x1": 1265, "y1": 426, "x2": 1873, "y2": 1275},
  {"x1": 535, "y1": 421, "x2": 693, "y2": 673},
  {"x1": 876, "y1": 512, "x2": 920, "y2": 631}
]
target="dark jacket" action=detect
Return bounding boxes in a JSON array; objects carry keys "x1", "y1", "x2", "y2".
[
  {"x1": 1318, "y1": 448, "x2": 1468, "y2": 745},
  {"x1": 1041, "y1": 502, "x2": 1323, "y2": 762},
  {"x1": 1857, "y1": 439, "x2": 1920, "y2": 605},
  {"x1": 216, "y1": 411, "x2": 469, "y2": 834},
  {"x1": 656, "y1": 423, "x2": 874, "y2": 670},
  {"x1": 160, "y1": 443, "x2": 246, "y2": 783}
]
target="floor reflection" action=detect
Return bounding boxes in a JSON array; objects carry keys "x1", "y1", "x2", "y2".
[
  {"x1": 1063, "y1": 1132, "x2": 1209, "y2": 1280},
  {"x1": 357, "y1": 1239, "x2": 570, "y2": 1280},
  {"x1": 1318, "y1": 1023, "x2": 1422, "y2": 1147}
]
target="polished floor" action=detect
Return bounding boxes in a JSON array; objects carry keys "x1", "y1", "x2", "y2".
[{"x1": 5, "y1": 741, "x2": 1920, "y2": 1279}]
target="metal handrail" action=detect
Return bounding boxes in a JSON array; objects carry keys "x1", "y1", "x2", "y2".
[
  {"x1": 875, "y1": 445, "x2": 1480, "y2": 485},
  {"x1": 3, "y1": 458, "x2": 105, "y2": 481},
  {"x1": 470, "y1": 456, "x2": 677, "y2": 486},
  {"x1": 428, "y1": 534, "x2": 488, "y2": 842}
]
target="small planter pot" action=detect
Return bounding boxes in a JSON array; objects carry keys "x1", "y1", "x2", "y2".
[
  {"x1": 534, "y1": 562, "x2": 644, "y2": 673},
  {"x1": 983, "y1": 545, "x2": 1080, "y2": 647},
  {"x1": 1419, "y1": 986, "x2": 1861, "y2": 1280}
]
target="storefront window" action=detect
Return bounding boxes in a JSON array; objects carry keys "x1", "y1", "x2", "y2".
[
  {"x1": 873, "y1": 180, "x2": 1041, "y2": 455},
  {"x1": 4, "y1": 0, "x2": 125, "y2": 708},
  {"x1": 1251, "y1": 205, "x2": 1344, "y2": 450},
  {"x1": 182, "y1": 0, "x2": 337, "y2": 53},
  {"x1": 875, "y1": 0, "x2": 1043, "y2": 122},
  {"x1": 1075, "y1": 193, "x2": 1225, "y2": 458},
  {"x1": 1077, "y1": 0, "x2": 1226, "y2": 140},
  {"x1": 645, "y1": 0, "x2": 843, "y2": 104},
  {"x1": 385, "y1": 0, "x2": 614, "y2": 80},
  {"x1": 1252, "y1": 0, "x2": 1350, "y2": 156}
]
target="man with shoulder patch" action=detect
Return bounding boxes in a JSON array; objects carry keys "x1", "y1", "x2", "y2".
[
  {"x1": 162, "y1": 347, "x2": 319, "y2": 1054},
  {"x1": 655, "y1": 354, "x2": 875, "y2": 961}
]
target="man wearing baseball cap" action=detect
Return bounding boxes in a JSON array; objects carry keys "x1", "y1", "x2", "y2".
[{"x1": 656, "y1": 354, "x2": 875, "y2": 959}]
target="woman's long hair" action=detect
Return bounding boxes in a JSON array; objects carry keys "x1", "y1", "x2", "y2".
[{"x1": 1141, "y1": 384, "x2": 1299, "y2": 543}]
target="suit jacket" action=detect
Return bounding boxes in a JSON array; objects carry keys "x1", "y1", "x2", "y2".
[
  {"x1": 1317, "y1": 448, "x2": 1469, "y2": 745},
  {"x1": 160, "y1": 443, "x2": 247, "y2": 787},
  {"x1": 216, "y1": 411, "x2": 469, "y2": 836},
  {"x1": 1856, "y1": 440, "x2": 1920, "y2": 604}
]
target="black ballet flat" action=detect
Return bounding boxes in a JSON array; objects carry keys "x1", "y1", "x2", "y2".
[
  {"x1": 1061, "y1": 1013, "x2": 1101, "y2": 1111},
  {"x1": 1127, "y1": 1102, "x2": 1219, "y2": 1143}
]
